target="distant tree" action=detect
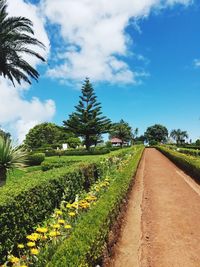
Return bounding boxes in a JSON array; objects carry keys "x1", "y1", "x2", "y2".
[
  {"x1": 63, "y1": 78, "x2": 111, "y2": 150},
  {"x1": 0, "y1": 0, "x2": 45, "y2": 86},
  {"x1": 66, "y1": 137, "x2": 81, "y2": 149},
  {"x1": 170, "y1": 129, "x2": 188, "y2": 145},
  {"x1": 134, "y1": 128, "x2": 139, "y2": 138},
  {"x1": 109, "y1": 119, "x2": 133, "y2": 146},
  {"x1": 0, "y1": 127, "x2": 11, "y2": 140},
  {"x1": 144, "y1": 124, "x2": 168, "y2": 143},
  {"x1": 0, "y1": 135, "x2": 27, "y2": 186},
  {"x1": 195, "y1": 139, "x2": 200, "y2": 146},
  {"x1": 24, "y1": 123, "x2": 73, "y2": 150},
  {"x1": 88, "y1": 134, "x2": 103, "y2": 147}
]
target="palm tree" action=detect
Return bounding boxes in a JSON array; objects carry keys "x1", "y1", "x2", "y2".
[
  {"x1": 0, "y1": 0, "x2": 45, "y2": 86},
  {"x1": 0, "y1": 135, "x2": 27, "y2": 186},
  {"x1": 109, "y1": 119, "x2": 132, "y2": 147},
  {"x1": 170, "y1": 129, "x2": 188, "y2": 145}
]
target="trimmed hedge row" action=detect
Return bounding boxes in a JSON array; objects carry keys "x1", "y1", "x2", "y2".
[
  {"x1": 41, "y1": 160, "x2": 81, "y2": 171},
  {"x1": 27, "y1": 153, "x2": 45, "y2": 166},
  {"x1": 43, "y1": 146, "x2": 144, "y2": 267},
  {"x1": 156, "y1": 146, "x2": 200, "y2": 183},
  {"x1": 0, "y1": 148, "x2": 134, "y2": 262}
]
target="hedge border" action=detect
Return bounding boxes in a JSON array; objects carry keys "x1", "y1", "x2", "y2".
[
  {"x1": 156, "y1": 146, "x2": 200, "y2": 184},
  {"x1": 44, "y1": 146, "x2": 144, "y2": 267}
]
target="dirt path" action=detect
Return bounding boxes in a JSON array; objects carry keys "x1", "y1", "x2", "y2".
[{"x1": 105, "y1": 148, "x2": 200, "y2": 267}]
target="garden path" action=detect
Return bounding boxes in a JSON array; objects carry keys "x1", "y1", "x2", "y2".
[{"x1": 105, "y1": 148, "x2": 200, "y2": 267}]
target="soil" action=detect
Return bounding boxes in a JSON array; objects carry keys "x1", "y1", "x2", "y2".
[{"x1": 104, "y1": 148, "x2": 200, "y2": 267}]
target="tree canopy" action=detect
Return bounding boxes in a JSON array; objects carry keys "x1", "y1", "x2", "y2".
[
  {"x1": 24, "y1": 123, "x2": 74, "y2": 150},
  {"x1": 109, "y1": 119, "x2": 133, "y2": 146},
  {"x1": 144, "y1": 124, "x2": 168, "y2": 143},
  {"x1": 63, "y1": 78, "x2": 111, "y2": 150},
  {"x1": 0, "y1": 0, "x2": 45, "y2": 86},
  {"x1": 170, "y1": 129, "x2": 188, "y2": 145}
]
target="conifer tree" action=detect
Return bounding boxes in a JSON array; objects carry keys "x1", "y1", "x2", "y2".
[{"x1": 63, "y1": 78, "x2": 111, "y2": 150}]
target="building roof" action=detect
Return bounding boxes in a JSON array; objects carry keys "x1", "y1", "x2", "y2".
[{"x1": 110, "y1": 137, "x2": 123, "y2": 143}]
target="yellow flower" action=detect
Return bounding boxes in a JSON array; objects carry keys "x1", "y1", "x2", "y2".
[
  {"x1": 19, "y1": 265, "x2": 28, "y2": 267},
  {"x1": 64, "y1": 224, "x2": 72, "y2": 229},
  {"x1": 8, "y1": 255, "x2": 20, "y2": 263},
  {"x1": 27, "y1": 241, "x2": 36, "y2": 247},
  {"x1": 41, "y1": 235, "x2": 48, "y2": 241},
  {"x1": 49, "y1": 231, "x2": 60, "y2": 237},
  {"x1": 55, "y1": 210, "x2": 63, "y2": 215},
  {"x1": 30, "y1": 248, "x2": 39, "y2": 255},
  {"x1": 36, "y1": 227, "x2": 48, "y2": 233},
  {"x1": 66, "y1": 203, "x2": 72, "y2": 208},
  {"x1": 58, "y1": 219, "x2": 65, "y2": 224},
  {"x1": 26, "y1": 233, "x2": 40, "y2": 241},
  {"x1": 52, "y1": 224, "x2": 61, "y2": 229},
  {"x1": 17, "y1": 244, "x2": 24, "y2": 249},
  {"x1": 68, "y1": 212, "x2": 76, "y2": 217}
]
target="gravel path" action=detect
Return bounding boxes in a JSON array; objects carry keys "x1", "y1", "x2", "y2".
[{"x1": 105, "y1": 148, "x2": 200, "y2": 267}]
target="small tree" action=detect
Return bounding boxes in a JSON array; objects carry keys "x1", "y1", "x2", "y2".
[
  {"x1": 63, "y1": 78, "x2": 111, "y2": 150},
  {"x1": 0, "y1": 136, "x2": 27, "y2": 186},
  {"x1": 170, "y1": 129, "x2": 188, "y2": 145},
  {"x1": 67, "y1": 137, "x2": 81, "y2": 149},
  {"x1": 109, "y1": 119, "x2": 133, "y2": 146},
  {"x1": 144, "y1": 124, "x2": 168, "y2": 144}
]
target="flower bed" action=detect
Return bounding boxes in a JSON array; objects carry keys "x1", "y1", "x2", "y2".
[
  {"x1": 0, "y1": 147, "x2": 135, "y2": 262},
  {"x1": 35, "y1": 146, "x2": 143, "y2": 267}
]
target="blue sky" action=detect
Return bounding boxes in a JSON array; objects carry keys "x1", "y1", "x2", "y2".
[{"x1": 1, "y1": 0, "x2": 200, "y2": 142}]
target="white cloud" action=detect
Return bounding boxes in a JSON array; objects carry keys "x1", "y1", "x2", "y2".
[
  {"x1": 41, "y1": 0, "x2": 192, "y2": 84},
  {"x1": 193, "y1": 59, "x2": 200, "y2": 68},
  {"x1": 0, "y1": 1, "x2": 55, "y2": 142},
  {"x1": 0, "y1": 79, "x2": 55, "y2": 143}
]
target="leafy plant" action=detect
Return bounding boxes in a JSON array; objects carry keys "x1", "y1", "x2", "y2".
[
  {"x1": 0, "y1": 0, "x2": 45, "y2": 85},
  {"x1": 0, "y1": 136, "x2": 27, "y2": 186},
  {"x1": 28, "y1": 153, "x2": 45, "y2": 166}
]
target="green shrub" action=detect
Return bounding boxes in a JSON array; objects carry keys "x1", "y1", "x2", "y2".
[
  {"x1": 42, "y1": 146, "x2": 144, "y2": 267},
  {"x1": 27, "y1": 153, "x2": 45, "y2": 166},
  {"x1": 0, "y1": 147, "x2": 134, "y2": 262},
  {"x1": 156, "y1": 146, "x2": 200, "y2": 183},
  {"x1": 41, "y1": 160, "x2": 81, "y2": 171}
]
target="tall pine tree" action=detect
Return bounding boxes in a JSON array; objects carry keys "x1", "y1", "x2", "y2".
[{"x1": 63, "y1": 78, "x2": 111, "y2": 150}]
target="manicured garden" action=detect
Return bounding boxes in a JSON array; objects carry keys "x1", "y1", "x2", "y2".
[{"x1": 1, "y1": 145, "x2": 144, "y2": 266}]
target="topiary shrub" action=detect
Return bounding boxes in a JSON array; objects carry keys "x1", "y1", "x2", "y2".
[{"x1": 28, "y1": 153, "x2": 45, "y2": 166}]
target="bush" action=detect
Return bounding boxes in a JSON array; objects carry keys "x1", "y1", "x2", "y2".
[
  {"x1": 156, "y1": 146, "x2": 200, "y2": 183},
  {"x1": 41, "y1": 160, "x2": 80, "y2": 171},
  {"x1": 0, "y1": 147, "x2": 134, "y2": 262},
  {"x1": 43, "y1": 146, "x2": 144, "y2": 267},
  {"x1": 27, "y1": 153, "x2": 45, "y2": 166}
]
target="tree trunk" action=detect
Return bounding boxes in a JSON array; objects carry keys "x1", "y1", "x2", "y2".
[
  {"x1": 0, "y1": 168, "x2": 7, "y2": 187},
  {"x1": 85, "y1": 135, "x2": 90, "y2": 151}
]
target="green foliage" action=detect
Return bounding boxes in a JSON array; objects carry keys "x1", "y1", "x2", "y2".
[
  {"x1": 156, "y1": 146, "x2": 200, "y2": 183},
  {"x1": 28, "y1": 153, "x2": 45, "y2": 166},
  {"x1": 0, "y1": 0, "x2": 45, "y2": 86},
  {"x1": 195, "y1": 139, "x2": 200, "y2": 146},
  {"x1": 0, "y1": 148, "x2": 133, "y2": 262},
  {"x1": 109, "y1": 119, "x2": 133, "y2": 145},
  {"x1": 0, "y1": 127, "x2": 11, "y2": 140},
  {"x1": 144, "y1": 124, "x2": 168, "y2": 143},
  {"x1": 41, "y1": 160, "x2": 80, "y2": 171},
  {"x1": 170, "y1": 129, "x2": 188, "y2": 145},
  {"x1": 67, "y1": 137, "x2": 81, "y2": 148},
  {"x1": 0, "y1": 136, "x2": 27, "y2": 186},
  {"x1": 24, "y1": 123, "x2": 74, "y2": 150},
  {"x1": 44, "y1": 146, "x2": 144, "y2": 267},
  {"x1": 63, "y1": 78, "x2": 111, "y2": 150}
]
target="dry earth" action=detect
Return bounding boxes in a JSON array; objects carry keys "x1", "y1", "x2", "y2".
[{"x1": 105, "y1": 148, "x2": 200, "y2": 267}]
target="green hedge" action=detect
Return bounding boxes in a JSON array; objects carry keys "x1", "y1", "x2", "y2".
[
  {"x1": 28, "y1": 153, "x2": 45, "y2": 166},
  {"x1": 43, "y1": 146, "x2": 144, "y2": 267},
  {"x1": 41, "y1": 160, "x2": 80, "y2": 171},
  {"x1": 0, "y1": 148, "x2": 134, "y2": 262},
  {"x1": 156, "y1": 146, "x2": 200, "y2": 183}
]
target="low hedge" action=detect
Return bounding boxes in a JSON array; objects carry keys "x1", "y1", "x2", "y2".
[
  {"x1": 44, "y1": 146, "x2": 144, "y2": 267},
  {"x1": 27, "y1": 153, "x2": 45, "y2": 166},
  {"x1": 0, "y1": 147, "x2": 134, "y2": 262},
  {"x1": 156, "y1": 146, "x2": 200, "y2": 183},
  {"x1": 41, "y1": 160, "x2": 80, "y2": 171}
]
